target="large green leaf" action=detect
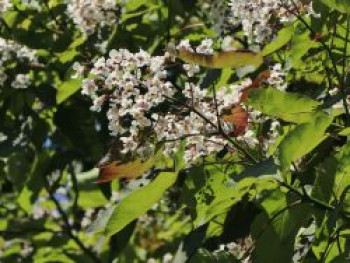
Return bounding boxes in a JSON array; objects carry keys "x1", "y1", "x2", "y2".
[
  {"x1": 312, "y1": 157, "x2": 337, "y2": 204},
  {"x1": 287, "y1": 25, "x2": 319, "y2": 68},
  {"x1": 56, "y1": 78, "x2": 82, "y2": 104},
  {"x1": 333, "y1": 142, "x2": 350, "y2": 198},
  {"x1": 246, "y1": 88, "x2": 321, "y2": 123},
  {"x1": 17, "y1": 151, "x2": 52, "y2": 213},
  {"x1": 252, "y1": 190, "x2": 312, "y2": 262},
  {"x1": 262, "y1": 25, "x2": 294, "y2": 56},
  {"x1": 319, "y1": 0, "x2": 350, "y2": 13},
  {"x1": 91, "y1": 171, "x2": 178, "y2": 237},
  {"x1": 278, "y1": 112, "x2": 333, "y2": 171},
  {"x1": 76, "y1": 168, "x2": 108, "y2": 209}
]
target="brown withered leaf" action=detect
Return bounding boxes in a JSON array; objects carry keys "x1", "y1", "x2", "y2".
[
  {"x1": 223, "y1": 105, "x2": 249, "y2": 136},
  {"x1": 240, "y1": 70, "x2": 270, "y2": 102},
  {"x1": 97, "y1": 157, "x2": 156, "y2": 183},
  {"x1": 178, "y1": 48, "x2": 263, "y2": 69}
]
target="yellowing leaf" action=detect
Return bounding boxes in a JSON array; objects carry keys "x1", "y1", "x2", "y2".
[
  {"x1": 178, "y1": 48, "x2": 263, "y2": 69},
  {"x1": 98, "y1": 157, "x2": 156, "y2": 183}
]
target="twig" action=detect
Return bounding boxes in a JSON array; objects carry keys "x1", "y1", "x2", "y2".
[{"x1": 164, "y1": 95, "x2": 258, "y2": 164}]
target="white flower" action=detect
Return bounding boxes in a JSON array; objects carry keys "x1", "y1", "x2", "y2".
[
  {"x1": 90, "y1": 95, "x2": 105, "y2": 111},
  {"x1": 268, "y1": 63, "x2": 287, "y2": 91},
  {"x1": 183, "y1": 64, "x2": 200, "y2": 77},
  {"x1": 11, "y1": 74, "x2": 31, "y2": 89},
  {"x1": 72, "y1": 62, "x2": 84, "y2": 78},
  {"x1": 67, "y1": 0, "x2": 123, "y2": 35},
  {"x1": 228, "y1": 0, "x2": 315, "y2": 45},
  {"x1": 196, "y1": 38, "x2": 214, "y2": 55},
  {"x1": 176, "y1": 39, "x2": 193, "y2": 52},
  {"x1": 82, "y1": 79, "x2": 97, "y2": 96}
]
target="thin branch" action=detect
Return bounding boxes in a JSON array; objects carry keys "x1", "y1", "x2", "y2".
[
  {"x1": 284, "y1": 0, "x2": 350, "y2": 123},
  {"x1": 164, "y1": 95, "x2": 258, "y2": 164}
]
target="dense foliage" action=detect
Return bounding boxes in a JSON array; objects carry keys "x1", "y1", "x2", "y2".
[{"x1": 1, "y1": 0, "x2": 350, "y2": 262}]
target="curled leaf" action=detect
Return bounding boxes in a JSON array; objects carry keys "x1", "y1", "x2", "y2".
[
  {"x1": 240, "y1": 70, "x2": 270, "y2": 102},
  {"x1": 223, "y1": 105, "x2": 249, "y2": 136},
  {"x1": 97, "y1": 157, "x2": 156, "y2": 183},
  {"x1": 178, "y1": 48, "x2": 263, "y2": 69}
]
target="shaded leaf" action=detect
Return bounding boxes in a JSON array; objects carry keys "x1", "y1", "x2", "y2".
[
  {"x1": 17, "y1": 151, "x2": 52, "y2": 213},
  {"x1": 173, "y1": 224, "x2": 209, "y2": 263},
  {"x1": 189, "y1": 249, "x2": 239, "y2": 263},
  {"x1": 252, "y1": 190, "x2": 312, "y2": 262}
]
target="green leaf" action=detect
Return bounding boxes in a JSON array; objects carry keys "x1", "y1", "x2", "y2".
[
  {"x1": 17, "y1": 151, "x2": 52, "y2": 213},
  {"x1": 252, "y1": 190, "x2": 312, "y2": 262},
  {"x1": 195, "y1": 177, "x2": 277, "y2": 228},
  {"x1": 319, "y1": 0, "x2": 350, "y2": 13},
  {"x1": 77, "y1": 168, "x2": 108, "y2": 209},
  {"x1": 56, "y1": 78, "x2": 82, "y2": 104},
  {"x1": 312, "y1": 157, "x2": 337, "y2": 204},
  {"x1": 278, "y1": 112, "x2": 332, "y2": 171},
  {"x1": 287, "y1": 25, "x2": 319, "y2": 68},
  {"x1": 189, "y1": 249, "x2": 239, "y2": 263},
  {"x1": 262, "y1": 25, "x2": 294, "y2": 56},
  {"x1": 246, "y1": 87, "x2": 321, "y2": 123},
  {"x1": 92, "y1": 171, "x2": 178, "y2": 237},
  {"x1": 173, "y1": 224, "x2": 209, "y2": 263},
  {"x1": 333, "y1": 142, "x2": 350, "y2": 199},
  {"x1": 125, "y1": 0, "x2": 150, "y2": 12},
  {"x1": 339, "y1": 127, "x2": 350, "y2": 136}
]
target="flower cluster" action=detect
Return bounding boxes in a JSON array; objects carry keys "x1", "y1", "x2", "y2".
[
  {"x1": 79, "y1": 38, "x2": 289, "y2": 164},
  {"x1": 267, "y1": 63, "x2": 288, "y2": 91},
  {"x1": 199, "y1": 0, "x2": 232, "y2": 36},
  {"x1": 67, "y1": 0, "x2": 123, "y2": 35},
  {"x1": 228, "y1": 0, "x2": 317, "y2": 45},
  {"x1": 177, "y1": 38, "x2": 214, "y2": 55},
  {"x1": 79, "y1": 47, "x2": 236, "y2": 163},
  {"x1": 0, "y1": 37, "x2": 37, "y2": 89},
  {"x1": 78, "y1": 49, "x2": 176, "y2": 158}
]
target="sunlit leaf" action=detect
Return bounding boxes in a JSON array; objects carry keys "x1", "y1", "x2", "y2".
[
  {"x1": 262, "y1": 25, "x2": 294, "y2": 56},
  {"x1": 246, "y1": 87, "x2": 321, "y2": 123},
  {"x1": 178, "y1": 48, "x2": 263, "y2": 69},
  {"x1": 56, "y1": 78, "x2": 82, "y2": 104},
  {"x1": 319, "y1": 0, "x2": 350, "y2": 13},
  {"x1": 97, "y1": 155, "x2": 159, "y2": 183},
  {"x1": 100, "y1": 171, "x2": 178, "y2": 237},
  {"x1": 278, "y1": 112, "x2": 333, "y2": 171}
]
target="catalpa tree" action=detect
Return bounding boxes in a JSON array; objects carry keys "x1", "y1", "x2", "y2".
[{"x1": 1, "y1": 0, "x2": 350, "y2": 262}]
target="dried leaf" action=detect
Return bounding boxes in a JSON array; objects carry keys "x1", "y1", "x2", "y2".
[
  {"x1": 178, "y1": 48, "x2": 263, "y2": 69},
  {"x1": 240, "y1": 70, "x2": 270, "y2": 102},
  {"x1": 97, "y1": 157, "x2": 156, "y2": 183},
  {"x1": 223, "y1": 105, "x2": 249, "y2": 136}
]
